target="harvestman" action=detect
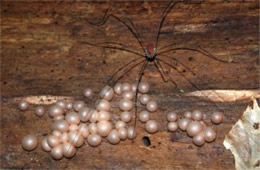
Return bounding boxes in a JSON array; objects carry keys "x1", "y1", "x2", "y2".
[{"x1": 80, "y1": 0, "x2": 238, "y2": 127}]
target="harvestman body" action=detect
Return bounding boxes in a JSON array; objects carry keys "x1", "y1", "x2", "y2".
[{"x1": 81, "y1": 0, "x2": 238, "y2": 128}]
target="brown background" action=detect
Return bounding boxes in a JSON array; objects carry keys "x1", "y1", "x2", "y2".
[{"x1": 1, "y1": 0, "x2": 259, "y2": 169}]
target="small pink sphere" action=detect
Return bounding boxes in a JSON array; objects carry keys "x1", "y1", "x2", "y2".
[
  {"x1": 119, "y1": 99, "x2": 133, "y2": 111},
  {"x1": 22, "y1": 134, "x2": 38, "y2": 151},
  {"x1": 138, "y1": 82, "x2": 150, "y2": 94},
  {"x1": 114, "y1": 83, "x2": 122, "y2": 95},
  {"x1": 95, "y1": 99, "x2": 111, "y2": 111},
  {"x1": 186, "y1": 121, "x2": 203, "y2": 137},
  {"x1": 35, "y1": 106, "x2": 45, "y2": 117},
  {"x1": 146, "y1": 100, "x2": 158, "y2": 112},
  {"x1": 100, "y1": 86, "x2": 114, "y2": 101},
  {"x1": 48, "y1": 105, "x2": 63, "y2": 118},
  {"x1": 139, "y1": 94, "x2": 150, "y2": 105},
  {"x1": 145, "y1": 120, "x2": 159, "y2": 134},
  {"x1": 122, "y1": 91, "x2": 134, "y2": 100},
  {"x1": 203, "y1": 127, "x2": 217, "y2": 142},
  {"x1": 18, "y1": 101, "x2": 29, "y2": 111},
  {"x1": 121, "y1": 83, "x2": 132, "y2": 92},
  {"x1": 138, "y1": 110, "x2": 150, "y2": 123},
  {"x1": 73, "y1": 100, "x2": 86, "y2": 112},
  {"x1": 167, "y1": 111, "x2": 178, "y2": 122},
  {"x1": 120, "y1": 111, "x2": 132, "y2": 123},
  {"x1": 56, "y1": 100, "x2": 66, "y2": 109},
  {"x1": 211, "y1": 111, "x2": 224, "y2": 124},
  {"x1": 192, "y1": 110, "x2": 203, "y2": 121},
  {"x1": 177, "y1": 118, "x2": 191, "y2": 131},
  {"x1": 83, "y1": 88, "x2": 94, "y2": 98},
  {"x1": 184, "y1": 111, "x2": 192, "y2": 119},
  {"x1": 167, "y1": 122, "x2": 178, "y2": 132},
  {"x1": 193, "y1": 132, "x2": 205, "y2": 146}
]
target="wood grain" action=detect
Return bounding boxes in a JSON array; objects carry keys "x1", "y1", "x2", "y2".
[{"x1": 1, "y1": 0, "x2": 259, "y2": 169}]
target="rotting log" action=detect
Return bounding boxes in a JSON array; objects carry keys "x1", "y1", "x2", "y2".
[{"x1": 1, "y1": 0, "x2": 259, "y2": 169}]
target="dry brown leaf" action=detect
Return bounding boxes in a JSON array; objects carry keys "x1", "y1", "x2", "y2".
[{"x1": 224, "y1": 99, "x2": 260, "y2": 170}]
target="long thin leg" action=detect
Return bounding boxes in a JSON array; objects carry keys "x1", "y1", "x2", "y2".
[
  {"x1": 86, "y1": 5, "x2": 146, "y2": 54},
  {"x1": 98, "y1": 41, "x2": 140, "y2": 52},
  {"x1": 65, "y1": 57, "x2": 142, "y2": 152},
  {"x1": 159, "y1": 54, "x2": 238, "y2": 108},
  {"x1": 87, "y1": 5, "x2": 144, "y2": 48},
  {"x1": 155, "y1": 0, "x2": 185, "y2": 49},
  {"x1": 158, "y1": 43, "x2": 234, "y2": 62},
  {"x1": 154, "y1": 60, "x2": 169, "y2": 83},
  {"x1": 158, "y1": 42, "x2": 184, "y2": 51},
  {"x1": 106, "y1": 56, "x2": 144, "y2": 87},
  {"x1": 161, "y1": 54, "x2": 196, "y2": 76},
  {"x1": 134, "y1": 60, "x2": 149, "y2": 133},
  {"x1": 158, "y1": 47, "x2": 238, "y2": 63},
  {"x1": 154, "y1": 59, "x2": 179, "y2": 89},
  {"x1": 157, "y1": 58, "x2": 234, "y2": 111},
  {"x1": 112, "y1": 6, "x2": 146, "y2": 53},
  {"x1": 157, "y1": 58, "x2": 200, "y2": 90},
  {"x1": 109, "y1": 59, "x2": 146, "y2": 88},
  {"x1": 86, "y1": 5, "x2": 111, "y2": 26},
  {"x1": 80, "y1": 41, "x2": 144, "y2": 57}
]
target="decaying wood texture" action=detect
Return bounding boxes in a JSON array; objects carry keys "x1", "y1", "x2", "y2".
[{"x1": 1, "y1": 0, "x2": 259, "y2": 169}]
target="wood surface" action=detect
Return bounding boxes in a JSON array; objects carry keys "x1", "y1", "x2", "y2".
[{"x1": 1, "y1": 0, "x2": 259, "y2": 169}]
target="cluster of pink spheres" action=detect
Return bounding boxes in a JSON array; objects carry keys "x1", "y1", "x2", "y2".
[
  {"x1": 167, "y1": 110, "x2": 223, "y2": 146},
  {"x1": 20, "y1": 82, "x2": 224, "y2": 159},
  {"x1": 20, "y1": 82, "x2": 161, "y2": 160}
]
